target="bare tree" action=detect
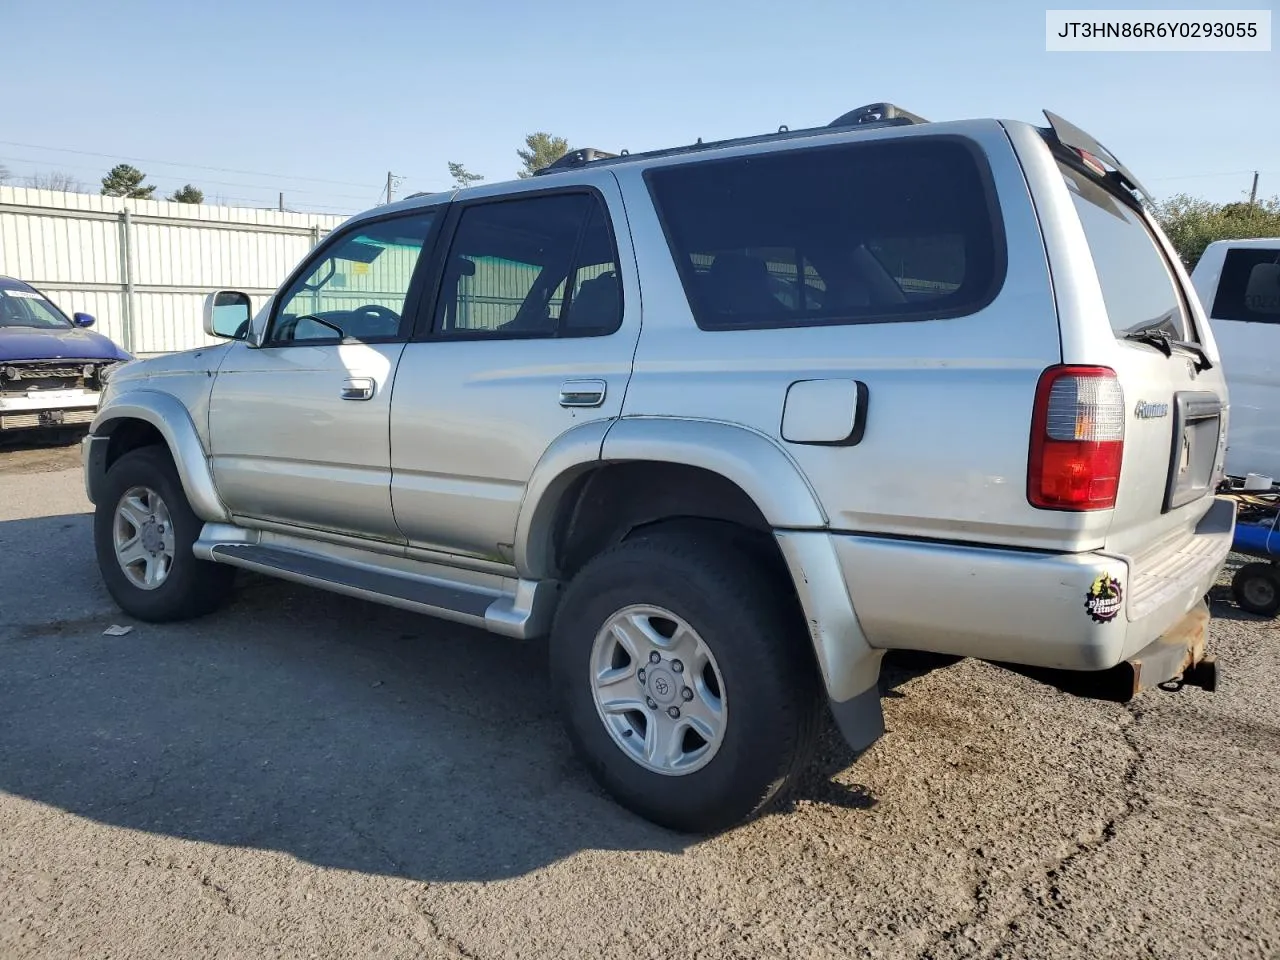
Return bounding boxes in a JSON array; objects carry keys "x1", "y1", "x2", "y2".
[
  {"x1": 0, "y1": 162, "x2": 11, "y2": 184},
  {"x1": 23, "y1": 171, "x2": 87, "y2": 192}
]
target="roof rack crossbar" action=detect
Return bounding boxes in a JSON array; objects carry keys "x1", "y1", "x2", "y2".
[
  {"x1": 828, "y1": 102, "x2": 928, "y2": 128},
  {"x1": 533, "y1": 147, "x2": 621, "y2": 176}
]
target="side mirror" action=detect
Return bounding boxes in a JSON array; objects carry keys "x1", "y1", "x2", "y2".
[
  {"x1": 72, "y1": 312, "x2": 96, "y2": 328},
  {"x1": 203, "y1": 290, "x2": 252, "y2": 340}
]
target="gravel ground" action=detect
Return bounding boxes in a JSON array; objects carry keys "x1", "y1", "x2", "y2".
[{"x1": 1, "y1": 437, "x2": 1277, "y2": 960}]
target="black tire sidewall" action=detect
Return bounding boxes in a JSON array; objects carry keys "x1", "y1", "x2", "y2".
[{"x1": 1232, "y1": 563, "x2": 1280, "y2": 617}]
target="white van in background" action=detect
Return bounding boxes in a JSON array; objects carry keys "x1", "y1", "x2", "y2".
[{"x1": 1191, "y1": 238, "x2": 1280, "y2": 480}]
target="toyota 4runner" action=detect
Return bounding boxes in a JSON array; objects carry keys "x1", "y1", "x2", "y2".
[{"x1": 82, "y1": 103, "x2": 1236, "y2": 833}]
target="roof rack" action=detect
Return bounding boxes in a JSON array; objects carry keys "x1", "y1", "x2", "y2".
[
  {"x1": 528, "y1": 103, "x2": 928, "y2": 177},
  {"x1": 533, "y1": 147, "x2": 621, "y2": 176}
]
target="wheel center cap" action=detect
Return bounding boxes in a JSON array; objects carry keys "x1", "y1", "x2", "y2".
[
  {"x1": 141, "y1": 521, "x2": 163, "y2": 553},
  {"x1": 647, "y1": 668, "x2": 678, "y2": 704}
]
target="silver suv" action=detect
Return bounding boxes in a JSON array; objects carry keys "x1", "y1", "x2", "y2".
[{"x1": 83, "y1": 103, "x2": 1236, "y2": 833}]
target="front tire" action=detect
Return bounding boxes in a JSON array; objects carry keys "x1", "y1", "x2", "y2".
[
  {"x1": 549, "y1": 526, "x2": 821, "y2": 833},
  {"x1": 93, "y1": 446, "x2": 235, "y2": 622}
]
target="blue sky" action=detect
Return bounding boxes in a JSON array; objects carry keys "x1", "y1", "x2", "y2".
[{"x1": 3, "y1": 0, "x2": 1276, "y2": 214}]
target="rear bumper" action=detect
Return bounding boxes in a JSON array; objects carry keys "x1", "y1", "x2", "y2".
[{"x1": 830, "y1": 496, "x2": 1236, "y2": 672}]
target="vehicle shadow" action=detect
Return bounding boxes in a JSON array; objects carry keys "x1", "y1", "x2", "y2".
[
  {"x1": 0, "y1": 425, "x2": 88, "y2": 453},
  {"x1": 0, "y1": 512, "x2": 921, "y2": 881}
]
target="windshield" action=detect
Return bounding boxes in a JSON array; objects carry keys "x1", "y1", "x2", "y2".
[{"x1": 0, "y1": 288, "x2": 73, "y2": 330}]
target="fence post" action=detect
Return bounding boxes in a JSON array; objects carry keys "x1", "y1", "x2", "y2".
[
  {"x1": 119, "y1": 208, "x2": 136, "y2": 354},
  {"x1": 311, "y1": 224, "x2": 321, "y2": 248}
]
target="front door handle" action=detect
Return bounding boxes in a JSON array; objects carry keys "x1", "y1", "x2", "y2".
[
  {"x1": 341, "y1": 377, "x2": 375, "y2": 401},
  {"x1": 559, "y1": 379, "x2": 606, "y2": 408}
]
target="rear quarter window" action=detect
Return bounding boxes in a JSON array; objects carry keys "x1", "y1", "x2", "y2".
[
  {"x1": 1210, "y1": 248, "x2": 1280, "y2": 324},
  {"x1": 645, "y1": 137, "x2": 1005, "y2": 330},
  {"x1": 1059, "y1": 163, "x2": 1195, "y2": 341}
]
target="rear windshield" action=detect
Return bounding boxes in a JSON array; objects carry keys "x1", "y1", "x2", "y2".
[
  {"x1": 1210, "y1": 247, "x2": 1280, "y2": 324},
  {"x1": 645, "y1": 137, "x2": 1004, "y2": 330},
  {"x1": 1060, "y1": 163, "x2": 1195, "y2": 342}
]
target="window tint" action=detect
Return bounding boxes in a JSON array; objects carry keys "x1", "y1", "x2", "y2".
[
  {"x1": 1210, "y1": 248, "x2": 1280, "y2": 324},
  {"x1": 271, "y1": 211, "x2": 436, "y2": 345},
  {"x1": 646, "y1": 138, "x2": 1002, "y2": 330},
  {"x1": 0, "y1": 289, "x2": 71, "y2": 329},
  {"x1": 434, "y1": 192, "x2": 622, "y2": 338},
  {"x1": 1060, "y1": 164, "x2": 1193, "y2": 341}
]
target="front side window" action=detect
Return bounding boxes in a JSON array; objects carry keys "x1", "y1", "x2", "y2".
[
  {"x1": 0, "y1": 288, "x2": 72, "y2": 330},
  {"x1": 1060, "y1": 164, "x2": 1195, "y2": 341},
  {"x1": 1210, "y1": 248, "x2": 1280, "y2": 324},
  {"x1": 269, "y1": 211, "x2": 437, "y2": 345},
  {"x1": 434, "y1": 192, "x2": 622, "y2": 338},
  {"x1": 646, "y1": 137, "x2": 1003, "y2": 330}
]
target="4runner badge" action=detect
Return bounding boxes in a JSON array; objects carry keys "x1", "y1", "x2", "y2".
[
  {"x1": 1085, "y1": 573, "x2": 1123, "y2": 624},
  {"x1": 1134, "y1": 400, "x2": 1169, "y2": 419}
]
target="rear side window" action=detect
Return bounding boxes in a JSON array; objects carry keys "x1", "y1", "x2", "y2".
[
  {"x1": 645, "y1": 137, "x2": 1004, "y2": 330},
  {"x1": 1060, "y1": 164, "x2": 1194, "y2": 341},
  {"x1": 1210, "y1": 248, "x2": 1280, "y2": 324},
  {"x1": 433, "y1": 191, "x2": 623, "y2": 339}
]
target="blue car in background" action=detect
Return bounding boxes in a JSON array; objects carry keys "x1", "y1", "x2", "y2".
[{"x1": 0, "y1": 276, "x2": 131, "y2": 436}]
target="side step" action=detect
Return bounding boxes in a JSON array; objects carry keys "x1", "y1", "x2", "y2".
[{"x1": 196, "y1": 531, "x2": 555, "y2": 639}]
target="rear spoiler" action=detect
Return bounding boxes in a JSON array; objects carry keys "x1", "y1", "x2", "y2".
[{"x1": 1042, "y1": 110, "x2": 1153, "y2": 204}]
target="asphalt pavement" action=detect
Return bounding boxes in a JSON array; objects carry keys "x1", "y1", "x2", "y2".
[{"x1": 1, "y1": 435, "x2": 1277, "y2": 960}]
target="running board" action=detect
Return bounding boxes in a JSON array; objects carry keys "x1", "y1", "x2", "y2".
[{"x1": 194, "y1": 526, "x2": 556, "y2": 639}]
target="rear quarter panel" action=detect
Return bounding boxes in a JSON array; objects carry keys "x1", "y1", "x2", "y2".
[{"x1": 614, "y1": 121, "x2": 1083, "y2": 550}]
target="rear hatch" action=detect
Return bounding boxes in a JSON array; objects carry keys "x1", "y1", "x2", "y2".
[{"x1": 1039, "y1": 118, "x2": 1230, "y2": 604}]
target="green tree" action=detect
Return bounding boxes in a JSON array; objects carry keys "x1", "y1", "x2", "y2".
[
  {"x1": 1151, "y1": 192, "x2": 1280, "y2": 268},
  {"x1": 447, "y1": 161, "x2": 484, "y2": 189},
  {"x1": 169, "y1": 184, "x2": 204, "y2": 204},
  {"x1": 516, "y1": 132, "x2": 570, "y2": 178},
  {"x1": 101, "y1": 163, "x2": 156, "y2": 199}
]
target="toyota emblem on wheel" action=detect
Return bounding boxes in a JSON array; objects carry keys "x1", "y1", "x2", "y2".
[{"x1": 653, "y1": 675, "x2": 670, "y2": 697}]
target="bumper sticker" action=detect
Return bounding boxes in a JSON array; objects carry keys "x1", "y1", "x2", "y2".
[{"x1": 1086, "y1": 573, "x2": 1124, "y2": 623}]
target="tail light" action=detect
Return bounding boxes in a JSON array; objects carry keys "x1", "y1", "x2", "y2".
[{"x1": 1029, "y1": 365, "x2": 1125, "y2": 511}]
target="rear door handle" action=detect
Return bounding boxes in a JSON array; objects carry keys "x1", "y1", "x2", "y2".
[
  {"x1": 341, "y1": 377, "x2": 375, "y2": 401},
  {"x1": 559, "y1": 379, "x2": 606, "y2": 408}
]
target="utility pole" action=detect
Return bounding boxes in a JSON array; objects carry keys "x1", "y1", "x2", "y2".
[
  {"x1": 278, "y1": 191, "x2": 284, "y2": 212},
  {"x1": 1248, "y1": 171, "x2": 1259, "y2": 214},
  {"x1": 385, "y1": 171, "x2": 404, "y2": 205}
]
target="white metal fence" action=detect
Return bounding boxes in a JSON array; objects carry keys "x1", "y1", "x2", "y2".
[{"x1": 0, "y1": 186, "x2": 349, "y2": 356}]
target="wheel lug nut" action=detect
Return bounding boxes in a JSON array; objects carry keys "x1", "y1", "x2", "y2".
[
  {"x1": 646, "y1": 697, "x2": 658, "y2": 710},
  {"x1": 667, "y1": 706, "x2": 680, "y2": 719},
  {"x1": 682, "y1": 687, "x2": 694, "y2": 701},
  {"x1": 157, "y1": 525, "x2": 165, "y2": 533},
  {"x1": 648, "y1": 651, "x2": 661, "y2": 665},
  {"x1": 637, "y1": 668, "x2": 647, "y2": 683},
  {"x1": 671, "y1": 659, "x2": 683, "y2": 673}
]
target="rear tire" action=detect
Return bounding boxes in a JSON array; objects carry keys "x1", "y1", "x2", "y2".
[
  {"x1": 549, "y1": 525, "x2": 821, "y2": 833},
  {"x1": 1232, "y1": 562, "x2": 1280, "y2": 617},
  {"x1": 93, "y1": 445, "x2": 235, "y2": 622}
]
